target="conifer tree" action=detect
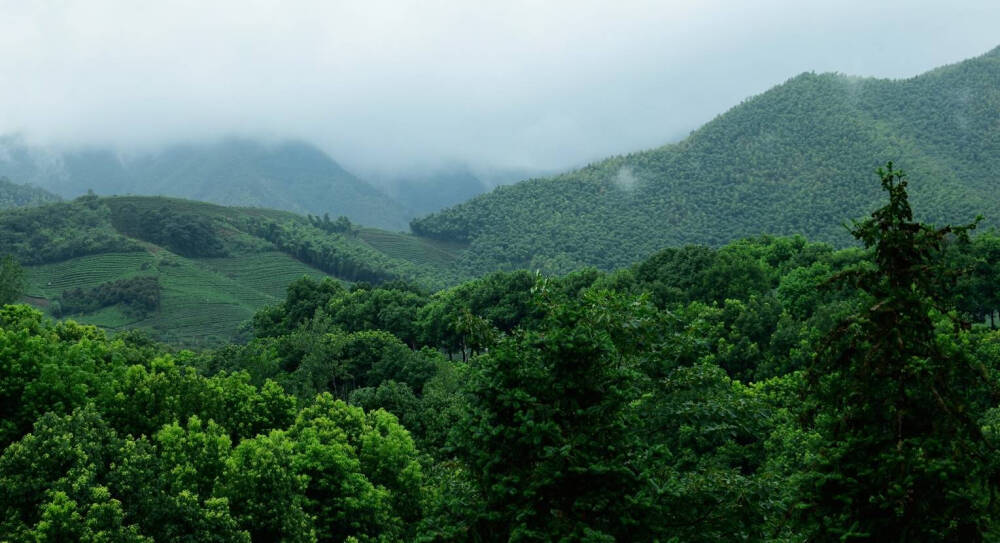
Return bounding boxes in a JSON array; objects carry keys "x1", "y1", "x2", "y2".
[{"x1": 795, "y1": 163, "x2": 998, "y2": 540}]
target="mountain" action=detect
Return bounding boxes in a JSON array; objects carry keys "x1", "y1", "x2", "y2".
[
  {"x1": 411, "y1": 46, "x2": 1000, "y2": 275},
  {"x1": 0, "y1": 137, "x2": 412, "y2": 230},
  {"x1": 0, "y1": 177, "x2": 60, "y2": 209},
  {"x1": 1, "y1": 195, "x2": 464, "y2": 344}
]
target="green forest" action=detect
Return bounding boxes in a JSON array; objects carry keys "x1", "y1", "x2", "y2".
[{"x1": 5, "y1": 163, "x2": 1000, "y2": 540}]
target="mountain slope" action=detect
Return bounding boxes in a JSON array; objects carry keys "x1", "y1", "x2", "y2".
[
  {"x1": 0, "y1": 138, "x2": 412, "y2": 230},
  {"x1": 412, "y1": 46, "x2": 1000, "y2": 275}
]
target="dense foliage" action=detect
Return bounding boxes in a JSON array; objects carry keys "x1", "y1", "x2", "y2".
[
  {"x1": 412, "y1": 47, "x2": 1000, "y2": 276},
  {"x1": 57, "y1": 276, "x2": 161, "y2": 317},
  {"x1": 111, "y1": 204, "x2": 228, "y2": 257},
  {"x1": 793, "y1": 164, "x2": 997, "y2": 540}
]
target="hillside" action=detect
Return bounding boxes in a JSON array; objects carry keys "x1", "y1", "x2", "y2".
[
  {"x1": 0, "y1": 195, "x2": 464, "y2": 344},
  {"x1": 0, "y1": 137, "x2": 412, "y2": 230},
  {"x1": 0, "y1": 177, "x2": 59, "y2": 209},
  {"x1": 412, "y1": 46, "x2": 1000, "y2": 275}
]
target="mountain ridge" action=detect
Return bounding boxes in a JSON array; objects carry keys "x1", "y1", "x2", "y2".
[{"x1": 410, "y1": 45, "x2": 1000, "y2": 275}]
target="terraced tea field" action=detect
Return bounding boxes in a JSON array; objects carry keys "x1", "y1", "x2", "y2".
[
  {"x1": 23, "y1": 249, "x2": 333, "y2": 346},
  {"x1": 358, "y1": 228, "x2": 464, "y2": 268},
  {"x1": 25, "y1": 252, "x2": 158, "y2": 298},
  {"x1": 199, "y1": 252, "x2": 331, "y2": 298}
]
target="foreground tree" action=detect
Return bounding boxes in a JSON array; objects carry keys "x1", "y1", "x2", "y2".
[
  {"x1": 456, "y1": 286, "x2": 656, "y2": 541},
  {"x1": 793, "y1": 163, "x2": 998, "y2": 540}
]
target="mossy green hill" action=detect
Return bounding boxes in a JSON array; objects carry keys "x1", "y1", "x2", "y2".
[
  {"x1": 412, "y1": 46, "x2": 1000, "y2": 275},
  {"x1": 2, "y1": 195, "x2": 465, "y2": 345}
]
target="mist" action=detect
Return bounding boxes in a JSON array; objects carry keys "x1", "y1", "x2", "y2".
[{"x1": 1, "y1": 0, "x2": 998, "y2": 178}]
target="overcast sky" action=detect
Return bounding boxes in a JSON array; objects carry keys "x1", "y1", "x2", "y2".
[{"x1": 1, "y1": 0, "x2": 998, "y2": 176}]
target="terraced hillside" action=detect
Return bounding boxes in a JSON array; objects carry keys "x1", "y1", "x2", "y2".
[
  {"x1": 4, "y1": 195, "x2": 467, "y2": 345},
  {"x1": 357, "y1": 228, "x2": 464, "y2": 269}
]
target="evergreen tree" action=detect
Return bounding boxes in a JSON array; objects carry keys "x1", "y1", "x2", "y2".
[{"x1": 794, "y1": 163, "x2": 998, "y2": 540}]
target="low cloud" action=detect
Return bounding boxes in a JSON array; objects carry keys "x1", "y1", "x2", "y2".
[{"x1": 1, "y1": 1, "x2": 997, "y2": 177}]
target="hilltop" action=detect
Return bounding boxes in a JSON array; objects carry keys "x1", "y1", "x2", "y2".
[
  {"x1": 0, "y1": 138, "x2": 412, "y2": 230},
  {"x1": 1, "y1": 195, "x2": 465, "y2": 344},
  {"x1": 412, "y1": 46, "x2": 1000, "y2": 275}
]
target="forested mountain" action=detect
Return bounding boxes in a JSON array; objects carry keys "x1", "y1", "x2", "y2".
[
  {"x1": 5, "y1": 165, "x2": 1000, "y2": 540},
  {"x1": 0, "y1": 195, "x2": 463, "y2": 344},
  {"x1": 0, "y1": 137, "x2": 412, "y2": 230},
  {"x1": 0, "y1": 177, "x2": 59, "y2": 209},
  {"x1": 412, "y1": 46, "x2": 1000, "y2": 275}
]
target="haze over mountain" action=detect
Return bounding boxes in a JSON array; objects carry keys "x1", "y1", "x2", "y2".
[
  {"x1": 2, "y1": 2, "x2": 997, "y2": 181},
  {"x1": 0, "y1": 137, "x2": 412, "y2": 230},
  {"x1": 368, "y1": 162, "x2": 557, "y2": 217},
  {"x1": 413, "y1": 46, "x2": 1000, "y2": 275}
]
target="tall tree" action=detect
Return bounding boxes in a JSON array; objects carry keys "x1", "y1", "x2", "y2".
[
  {"x1": 455, "y1": 284, "x2": 669, "y2": 541},
  {"x1": 794, "y1": 163, "x2": 998, "y2": 540}
]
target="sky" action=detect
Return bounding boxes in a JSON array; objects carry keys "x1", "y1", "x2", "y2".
[{"x1": 1, "y1": 0, "x2": 998, "y2": 177}]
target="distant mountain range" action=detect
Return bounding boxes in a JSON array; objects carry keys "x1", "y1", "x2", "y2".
[
  {"x1": 412, "y1": 45, "x2": 1000, "y2": 275},
  {"x1": 0, "y1": 138, "x2": 413, "y2": 230},
  {"x1": 372, "y1": 163, "x2": 549, "y2": 217}
]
